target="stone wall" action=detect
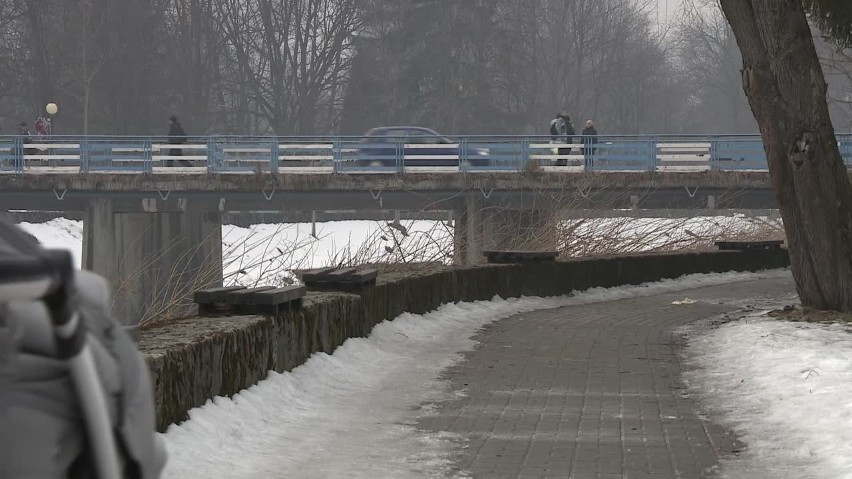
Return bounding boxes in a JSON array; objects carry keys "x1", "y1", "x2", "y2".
[{"x1": 140, "y1": 249, "x2": 790, "y2": 431}]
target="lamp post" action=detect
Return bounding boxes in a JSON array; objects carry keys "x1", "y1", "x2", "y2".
[{"x1": 45, "y1": 102, "x2": 58, "y2": 135}]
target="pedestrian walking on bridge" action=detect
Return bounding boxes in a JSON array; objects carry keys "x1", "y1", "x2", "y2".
[
  {"x1": 549, "y1": 113, "x2": 572, "y2": 166},
  {"x1": 167, "y1": 115, "x2": 190, "y2": 167},
  {"x1": 582, "y1": 119, "x2": 598, "y2": 170}
]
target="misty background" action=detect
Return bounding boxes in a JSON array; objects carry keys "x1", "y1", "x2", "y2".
[{"x1": 0, "y1": 0, "x2": 850, "y2": 136}]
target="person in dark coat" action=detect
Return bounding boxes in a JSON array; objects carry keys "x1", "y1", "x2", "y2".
[
  {"x1": 549, "y1": 113, "x2": 568, "y2": 166},
  {"x1": 167, "y1": 115, "x2": 189, "y2": 167},
  {"x1": 14, "y1": 122, "x2": 31, "y2": 169},
  {"x1": 582, "y1": 119, "x2": 598, "y2": 170},
  {"x1": 563, "y1": 115, "x2": 576, "y2": 165},
  {"x1": 16, "y1": 122, "x2": 30, "y2": 138}
]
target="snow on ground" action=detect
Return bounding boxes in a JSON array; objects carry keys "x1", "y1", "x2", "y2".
[
  {"x1": 24, "y1": 216, "x2": 849, "y2": 478},
  {"x1": 684, "y1": 315, "x2": 852, "y2": 479},
  {"x1": 15, "y1": 218, "x2": 84, "y2": 267},
  {"x1": 221, "y1": 221, "x2": 451, "y2": 286},
  {"x1": 161, "y1": 270, "x2": 789, "y2": 479}
]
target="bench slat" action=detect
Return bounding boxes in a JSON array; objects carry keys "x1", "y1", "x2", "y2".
[
  {"x1": 252, "y1": 285, "x2": 306, "y2": 305},
  {"x1": 224, "y1": 286, "x2": 276, "y2": 304},
  {"x1": 194, "y1": 286, "x2": 247, "y2": 304}
]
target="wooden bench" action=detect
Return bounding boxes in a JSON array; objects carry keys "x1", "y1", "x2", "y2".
[
  {"x1": 250, "y1": 286, "x2": 307, "y2": 314},
  {"x1": 483, "y1": 250, "x2": 560, "y2": 264},
  {"x1": 301, "y1": 266, "x2": 379, "y2": 291},
  {"x1": 193, "y1": 284, "x2": 305, "y2": 315},
  {"x1": 715, "y1": 240, "x2": 784, "y2": 251},
  {"x1": 193, "y1": 286, "x2": 246, "y2": 315}
]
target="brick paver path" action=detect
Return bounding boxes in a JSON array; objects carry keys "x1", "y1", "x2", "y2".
[{"x1": 418, "y1": 276, "x2": 797, "y2": 479}]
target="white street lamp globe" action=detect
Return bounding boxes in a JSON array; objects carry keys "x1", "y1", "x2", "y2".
[{"x1": 45, "y1": 102, "x2": 58, "y2": 115}]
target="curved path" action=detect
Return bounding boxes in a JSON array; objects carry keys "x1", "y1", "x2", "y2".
[{"x1": 418, "y1": 276, "x2": 797, "y2": 479}]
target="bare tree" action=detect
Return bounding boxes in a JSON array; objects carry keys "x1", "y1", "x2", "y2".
[
  {"x1": 674, "y1": 0, "x2": 756, "y2": 133},
  {"x1": 0, "y1": 1, "x2": 26, "y2": 111},
  {"x1": 816, "y1": 38, "x2": 852, "y2": 131},
  {"x1": 159, "y1": 0, "x2": 226, "y2": 133},
  {"x1": 344, "y1": 0, "x2": 676, "y2": 135},
  {"x1": 75, "y1": 0, "x2": 112, "y2": 135},
  {"x1": 215, "y1": 0, "x2": 358, "y2": 135}
]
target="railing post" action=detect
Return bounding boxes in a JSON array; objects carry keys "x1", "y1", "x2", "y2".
[
  {"x1": 144, "y1": 138, "x2": 153, "y2": 174},
  {"x1": 205, "y1": 137, "x2": 214, "y2": 173},
  {"x1": 14, "y1": 137, "x2": 23, "y2": 175},
  {"x1": 648, "y1": 137, "x2": 657, "y2": 173},
  {"x1": 521, "y1": 138, "x2": 530, "y2": 172},
  {"x1": 396, "y1": 137, "x2": 404, "y2": 174},
  {"x1": 709, "y1": 137, "x2": 718, "y2": 171},
  {"x1": 460, "y1": 137, "x2": 468, "y2": 171},
  {"x1": 331, "y1": 138, "x2": 341, "y2": 174},
  {"x1": 80, "y1": 137, "x2": 89, "y2": 174},
  {"x1": 269, "y1": 139, "x2": 279, "y2": 174}
]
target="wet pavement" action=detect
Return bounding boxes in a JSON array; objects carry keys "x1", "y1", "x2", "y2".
[{"x1": 418, "y1": 276, "x2": 797, "y2": 479}]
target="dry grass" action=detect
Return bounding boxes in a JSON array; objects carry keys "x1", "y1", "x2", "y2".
[
  {"x1": 322, "y1": 219, "x2": 453, "y2": 271},
  {"x1": 222, "y1": 223, "x2": 315, "y2": 287},
  {"x1": 111, "y1": 226, "x2": 224, "y2": 328},
  {"x1": 447, "y1": 181, "x2": 786, "y2": 257},
  {"x1": 558, "y1": 215, "x2": 785, "y2": 257},
  {"x1": 115, "y1": 186, "x2": 785, "y2": 326}
]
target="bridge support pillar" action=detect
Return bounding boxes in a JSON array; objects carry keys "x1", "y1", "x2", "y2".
[
  {"x1": 82, "y1": 199, "x2": 222, "y2": 325},
  {"x1": 453, "y1": 196, "x2": 558, "y2": 266},
  {"x1": 630, "y1": 195, "x2": 640, "y2": 210},
  {"x1": 453, "y1": 196, "x2": 484, "y2": 266}
]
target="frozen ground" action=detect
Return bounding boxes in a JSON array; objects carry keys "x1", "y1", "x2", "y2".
[
  {"x1": 20, "y1": 218, "x2": 850, "y2": 478},
  {"x1": 160, "y1": 270, "x2": 789, "y2": 479},
  {"x1": 684, "y1": 314, "x2": 852, "y2": 479}
]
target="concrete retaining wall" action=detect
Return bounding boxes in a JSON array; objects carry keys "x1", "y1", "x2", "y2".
[{"x1": 139, "y1": 249, "x2": 790, "y2": 431}]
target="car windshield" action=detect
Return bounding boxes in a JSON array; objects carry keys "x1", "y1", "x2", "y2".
[
  {"x1": 363, "y1": 128, "x2": 454, "y2": 144},
  {"x1": 408, "y1": 130, "x2": 454, "y2": 144}
]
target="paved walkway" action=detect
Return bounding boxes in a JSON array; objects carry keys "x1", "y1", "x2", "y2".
[{"x1": 418, "y1": 276, "x2": 798, "y2": 479}]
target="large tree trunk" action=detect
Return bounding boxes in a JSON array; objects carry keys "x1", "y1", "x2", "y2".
[{"x1": 719, "y1": 0, "x2": 852, "y2": 311}]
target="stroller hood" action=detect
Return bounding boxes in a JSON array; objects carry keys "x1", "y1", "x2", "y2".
[{"x1": 0, "y1": 269, "x2": 167, "y2": 478}]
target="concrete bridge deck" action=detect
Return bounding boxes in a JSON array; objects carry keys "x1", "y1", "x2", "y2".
[
  {"x1": 0, "y1": 170, "x2": 776, "y2": 192},
  {"x1": 0, "y1": 172, "x2": 778, "y2": 212}
]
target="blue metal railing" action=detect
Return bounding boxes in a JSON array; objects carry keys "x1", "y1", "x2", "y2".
[{"x1": 1, "y1": 134, "x2": 851, "y2": 175}]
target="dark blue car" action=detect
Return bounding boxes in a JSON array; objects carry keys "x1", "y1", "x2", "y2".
[{"x1": 357, "y1": 126, "x2": 490, "y2": 167}]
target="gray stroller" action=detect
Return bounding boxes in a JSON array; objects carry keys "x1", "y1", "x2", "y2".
[{"x1": 0, "y1": 220, "x2": 166, "y2": 478}]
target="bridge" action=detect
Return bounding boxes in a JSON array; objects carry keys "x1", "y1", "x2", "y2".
[
  {"x1": 0, "y1": 133, "x2": 824, "y2": 324},
  {"x1": 2, "y1": 133, "x2": 852, "y2": 174}
]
